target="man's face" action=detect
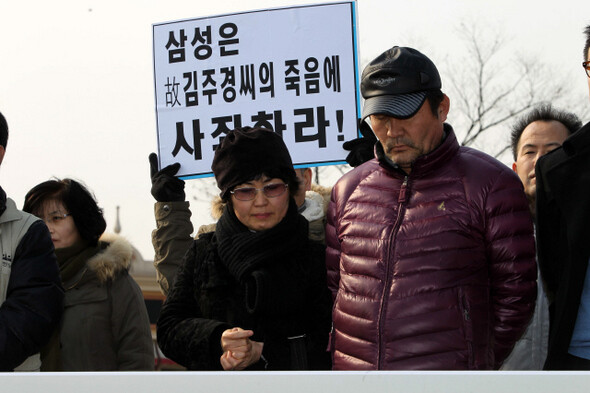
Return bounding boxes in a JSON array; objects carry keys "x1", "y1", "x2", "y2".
[
  {"x1": 369, "y1": 95, "x2": 449, "y2": 173},
  {"x1": 512, "y1": 120, "x2": 570, "y2": 203},
  {"x1": 587, "y1": 48, "x2": 590, "y2": 99}
]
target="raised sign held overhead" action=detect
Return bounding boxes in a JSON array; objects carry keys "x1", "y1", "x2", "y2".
[{"x1": 153, "y1": 1, "x2": 361, "y2": 178}]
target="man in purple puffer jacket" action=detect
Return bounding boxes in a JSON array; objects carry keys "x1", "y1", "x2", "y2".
[{"x1": 326, "y1": 46, "x2": 537, "y2": 370}]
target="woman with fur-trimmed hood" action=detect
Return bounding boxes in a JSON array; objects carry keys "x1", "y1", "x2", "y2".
[{"x1": 23, "y1": 179, "x2": 153, "y2": 371}]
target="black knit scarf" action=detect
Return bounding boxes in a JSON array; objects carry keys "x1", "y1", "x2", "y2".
[
  {"x1": 54, "y1": 240, "x2": 100, "y2": 285},
  {"x1": 214, "y1": 198, "x2": 308, "y2": 282}
]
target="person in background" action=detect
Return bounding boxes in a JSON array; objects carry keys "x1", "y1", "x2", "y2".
[
  {"x1": 0, "y1": 110, "x2": 63, "y2": 372},
  {"x1": 157, "y1": 127, "x2": 332, "y2": 370},
  {"x1": 535, "y1": 24, "x2": 590, "y2": 370},
  {"x1": 149, "y1": 154, "x2": 330, "y2": 296},
  {"x1": 501, "y1": 104, "x2": 581, "y2": 370},
  {"x1": 326, "y1": 46, "x2": 537, "y2": 370},
  {"x1": 23, "y1": 178, "x2": 153, "y2": 371}
]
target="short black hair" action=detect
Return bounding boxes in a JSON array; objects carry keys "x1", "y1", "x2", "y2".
[
  {"x1": 425, "y1": 89, "x2": 445, "y2": 118},
  {"x1": 0, "y1": 110, "x2": 8, "y2": 149},
  {"x1": 510, "y1": 104, "x2": 582, "y2": 160},
  {"x1": 23, "y1": 178, "x2": 107, "y2": 246},
  {"x1": 584, "y1": 24, "x2": 590, "y2": 61}
]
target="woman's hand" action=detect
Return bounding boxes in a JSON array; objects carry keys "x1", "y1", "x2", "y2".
[{"x1": 220, "y1": 327, "x2": 263, "y2": 370}]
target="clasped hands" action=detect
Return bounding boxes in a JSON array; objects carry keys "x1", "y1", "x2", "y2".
[{"x1": 220, "y1": 327, "x2": 264, "y2": 371}]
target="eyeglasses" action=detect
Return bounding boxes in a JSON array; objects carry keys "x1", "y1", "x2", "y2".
[
  {"x1": 584, "y1": 61, "x2": 590, "y2": 78},
  {"x1": 230, "y1": 183, "x2": 288, "y2": 201},
  {"x1": 42, "y1": 212, "x2": 71, "y2": 225}
]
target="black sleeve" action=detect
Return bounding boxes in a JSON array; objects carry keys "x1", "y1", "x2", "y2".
[
  {"x1": 535, "y1": 157, "x2": 561, "y2": 301},
  {"x1": 246, "y1": 241, "x2": 333, "y2": 370},
  {"x1": 0, "y1": 221, "x2": 64, "y2": 371},
  {"x1": 305, "y1": 242, "x2": 333, "y2": 370}
]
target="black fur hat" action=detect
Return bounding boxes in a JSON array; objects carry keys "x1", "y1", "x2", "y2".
[{"x1": 211, "y1": 127, "x2": 298, "y2": 200}]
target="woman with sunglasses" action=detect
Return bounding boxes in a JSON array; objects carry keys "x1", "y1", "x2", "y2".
[
  {"x1": 157, "y1": 127, "x2": 332, "y2": 370},
  {"x1": 23, "y1": 179, "x2": 153, "y2": 371}
]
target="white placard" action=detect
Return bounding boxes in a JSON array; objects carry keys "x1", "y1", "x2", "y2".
[{"x1": 153, "y1": 2, "x2": 360, "y2": 178}]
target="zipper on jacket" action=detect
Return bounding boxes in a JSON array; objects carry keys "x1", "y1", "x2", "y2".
[
  {"x1": 462, "y1": 294, "x2": 471, "y2": 322},
  {"x1": 397, "y1": 177, "x2": 409, "y2": 204},
  {"x1": 327, "y1": 322, "x2": 334, "y2": 353},
  {"x1": 460, "y1": 290, "x2": 475, "y2": 368},
  {"x1": 377, "y1": 176, "x2": 409, "y2": 369}
]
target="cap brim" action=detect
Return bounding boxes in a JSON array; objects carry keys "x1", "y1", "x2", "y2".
[{"x1": 362, "y1": 92, "x2": 427, "y2": 121}]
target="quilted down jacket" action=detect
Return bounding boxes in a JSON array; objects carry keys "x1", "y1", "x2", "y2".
[{"x1": 326, "y1": 125, "x2": 537, "y2": 370}]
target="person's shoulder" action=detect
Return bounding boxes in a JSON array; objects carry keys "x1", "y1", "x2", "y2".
[
  {"x1": 9, "y1": 206, "x2": 52, "y2": 261},
  {"x1": 568, "y1": 120, "x2": 590, "y2": 146},
  {"x1": 197, "y1": 223, "x2": 217, "y2": 237},
  {"x1": 333, "y1": 159, "x2": 380, "y2": 191},
  {"x1": 329, "y1": 160, "x2": 394, "y2": 210},
  {"x1": 537, "y1": 145, "x2": 567, "y2": 174},
  {"x1": 190, "y1": 232, "x2": 216, "y2": 263},
  {"x1": 196, "y1": 231, "x2": 215, "y2": 244},
  {"x1": 19, "y1": 219, "x2": 50, "y2": 243},
  {"x1": 458, "y1": 146, "x2": 505, "y2": 169},
  {"x1": 0, "y1": 197, "x2": 39, "y2": 225},
  {"x1": 453, "y1": 147, "x2": 523, "y2": 193},
  {"x1": 346, "y1": 158, "x2": 380, "y2": 176},
  {"x1": 539, "y1": 121, "x2": 590, "y2": 171},
  {"x1": 89, "y1": 234, "x2": 135, "y2": 282},
  {"x1": 457, "y1": 146, "x2": 518, "y2": 177}
]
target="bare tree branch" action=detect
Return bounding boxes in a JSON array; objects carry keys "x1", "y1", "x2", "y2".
[
  {"x1": 314, "y1": 18, "x2": 589, "y2": 186},
  {"x1": 439, "y1": 18, "x2": 586, "y2": 161}
]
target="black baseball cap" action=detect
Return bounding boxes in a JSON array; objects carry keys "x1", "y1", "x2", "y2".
[{"x1": 361, "y1": 46, "x2": 441, "y2": 121}]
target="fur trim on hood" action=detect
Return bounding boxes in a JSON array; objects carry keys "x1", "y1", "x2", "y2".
[
  {"x1": 300, "y1": 191, "x2": 325, "y2": 222},
  {"x1": 210, "y1": 195, "x2": 224, "y2": 220},
  {"x1": 310, "y1": 183, "x2": 332, "y2": 215},
  {"x1": 87, "y1": 233, "x2": 134, "y2": 283}
]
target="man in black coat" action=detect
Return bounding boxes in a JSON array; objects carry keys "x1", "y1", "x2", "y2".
[
  {"x1": 0, "y1": 111, "x2": 64, "y2": 371},
  {"x1": 535, "y1": 24, "x2": 590, "y2": 370}
]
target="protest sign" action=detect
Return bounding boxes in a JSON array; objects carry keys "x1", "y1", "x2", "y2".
[{"x1": 153, "y1": 1, "x2": 360, "y2": 178}]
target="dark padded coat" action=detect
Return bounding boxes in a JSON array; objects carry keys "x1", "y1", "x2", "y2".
[
  {"x1": 535, "y1": 121, "x2": 590, "y2": 369},
  {"x1": 326, "y1": 125, "x2": 537, "y2": 370},
  {"x1": 0, "y1": 188, "x2": 63, "y2": 371},
  {"x1": 157, "y1": 202, "x2": 332, "y2": 370}
]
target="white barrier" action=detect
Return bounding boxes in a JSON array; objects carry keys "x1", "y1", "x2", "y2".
[{"x1": 2, "y1": 371, "x2": 590, "y2": 393}]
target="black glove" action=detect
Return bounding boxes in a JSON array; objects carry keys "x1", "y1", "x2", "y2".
[
  {"x1": 342, "y1": 119, "x2": 377, "y2": 167},
  {"x1": 149, "y1": 152, "x2": 186, "y2": 202}
]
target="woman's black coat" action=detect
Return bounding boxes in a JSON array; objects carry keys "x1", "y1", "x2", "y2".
[{"x1": 157, "y1": 201, "x2": 332, "y2": 370}]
